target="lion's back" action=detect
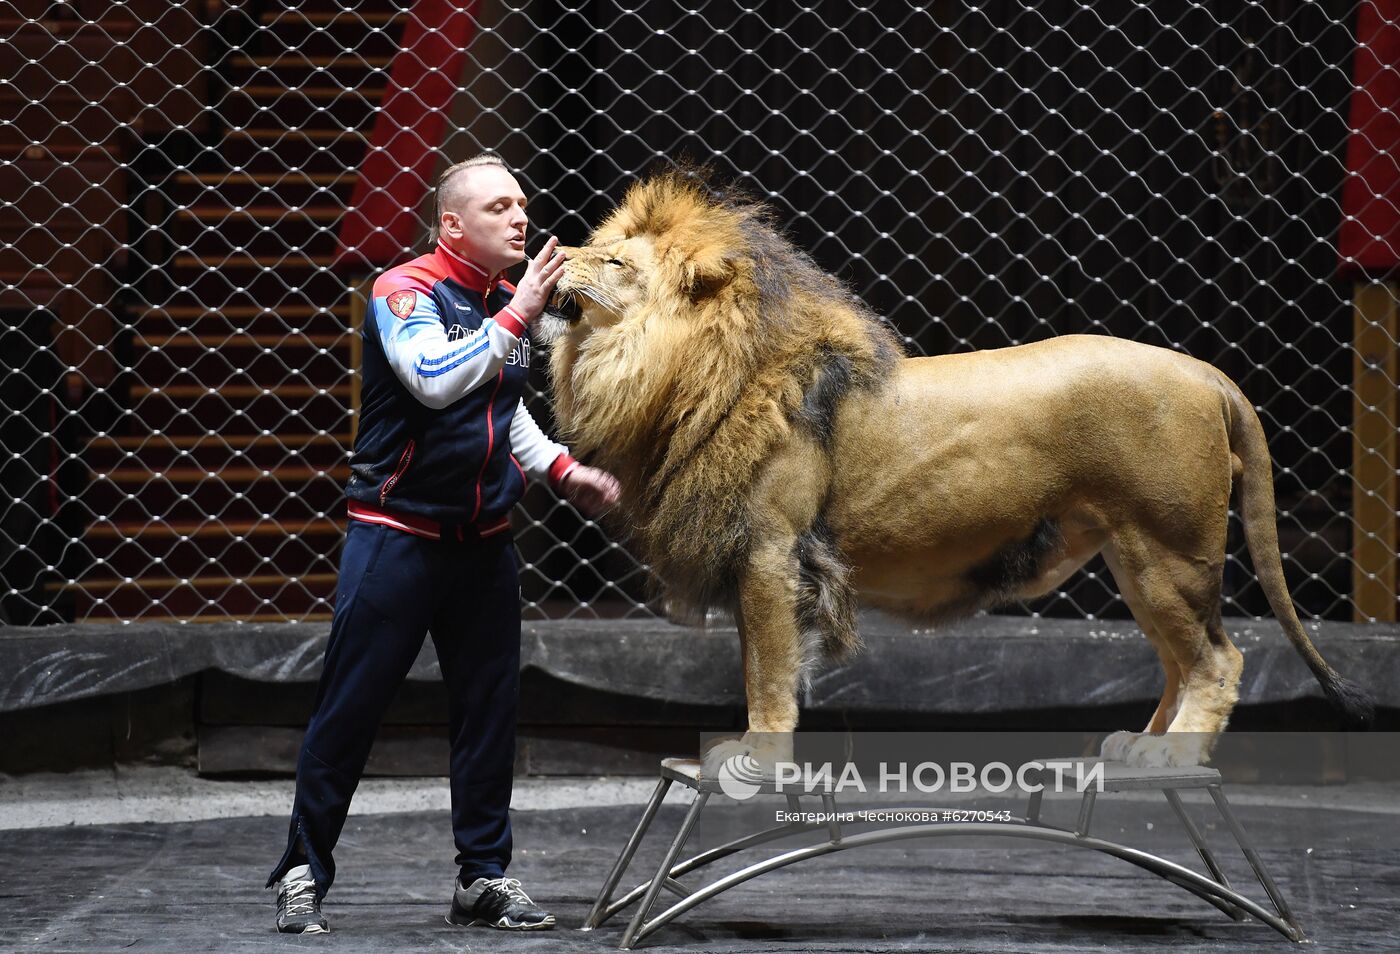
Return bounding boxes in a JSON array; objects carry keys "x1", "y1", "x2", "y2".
[
  {"x1": 892, "y1": 334, "x2": 1225, "y2": 411},
  {"x1": 828, "y1": 334, "x2": 1234, "y2": 519}
]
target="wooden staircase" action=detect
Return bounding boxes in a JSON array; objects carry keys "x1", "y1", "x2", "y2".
[{"x1": 68, "y1": 0, "x2": 412, "y2": 621}]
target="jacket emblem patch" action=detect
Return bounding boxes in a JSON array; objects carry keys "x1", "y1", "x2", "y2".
[{"x1": 386, "y1": 289, "x2": 417, "y2": 319}]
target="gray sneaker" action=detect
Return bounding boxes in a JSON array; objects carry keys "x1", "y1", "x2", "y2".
[
  {"x1": 274, "y1": 864, "x2": 328, "y2": 934},
  {"x1": 447, "y1": 876, "x2": 556, "y2": 930}
]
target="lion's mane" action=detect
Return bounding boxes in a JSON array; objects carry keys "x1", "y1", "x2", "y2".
[{"x1": 550, "y1": 171, "x2": 902, "y2": 628}]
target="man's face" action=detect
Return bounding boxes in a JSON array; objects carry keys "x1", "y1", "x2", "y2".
[{"x1": 438, "y1": 165, "x2": 530, "y2": 274}]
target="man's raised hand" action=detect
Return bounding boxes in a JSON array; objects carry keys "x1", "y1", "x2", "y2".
[{"x1": 509, "y1": 236, "x2": 566, "y2": 321}]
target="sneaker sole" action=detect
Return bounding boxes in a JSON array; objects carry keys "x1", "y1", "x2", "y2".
[
  {"x1": 445, "y1": 914, "x2": 555, "y2": 931},
  {"x1": 277, "y1": 925, "x2": 329, "y2": 935}
]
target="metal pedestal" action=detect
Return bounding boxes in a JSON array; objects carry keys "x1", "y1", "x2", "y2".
[{"x1": 583, "y1": 756, "x2": 1304, "y2": 949}]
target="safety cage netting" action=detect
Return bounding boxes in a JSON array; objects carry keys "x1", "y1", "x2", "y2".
[{"x1": 1, "y1": 0, "x2": 1396, "y2": 625}]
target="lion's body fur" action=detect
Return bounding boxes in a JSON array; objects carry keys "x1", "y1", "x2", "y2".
[
  {"x1": 549, "y1": 174, "x2": 898, "y2": 630},
  {"x1": 546, "y1": 171, "x2": 1372, "y2": 770}
]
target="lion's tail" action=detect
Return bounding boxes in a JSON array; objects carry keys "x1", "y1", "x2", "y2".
[
  {"x1": 794, "y1": 517, "x2": 862, "y2": 677},
  {"x1": 1223, "y1": 379, "x2": 1374, "y2": 726}
]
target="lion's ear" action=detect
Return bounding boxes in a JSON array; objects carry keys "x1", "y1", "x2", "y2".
[{"x1": 676, "y1": 248, "x2": 736, "y2": 301}]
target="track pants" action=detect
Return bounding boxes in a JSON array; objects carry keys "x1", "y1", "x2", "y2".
[{"x1": 267, "y1": 518, "x2": 521, "y2": 898}]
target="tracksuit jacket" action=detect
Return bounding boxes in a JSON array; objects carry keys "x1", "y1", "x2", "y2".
[{"x1": 346, "y1": 240, "x2": 578, "y2": 535}]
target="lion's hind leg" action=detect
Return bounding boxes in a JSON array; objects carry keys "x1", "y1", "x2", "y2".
[
  {"x1": 1102, "y1": 529, "x2": 1242, "y2": 768},
  {"x1": 1100, "y1": 550, "x2": 1184, "y2": 761}
]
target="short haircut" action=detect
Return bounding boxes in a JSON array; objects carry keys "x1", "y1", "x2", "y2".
[{"x1": 428, "y1": 152, "x2": 510, "y2": 246}]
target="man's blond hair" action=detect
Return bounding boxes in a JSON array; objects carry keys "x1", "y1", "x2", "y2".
[{"x1": 428, "y1": 152, "x2": 510, "y2": 246}]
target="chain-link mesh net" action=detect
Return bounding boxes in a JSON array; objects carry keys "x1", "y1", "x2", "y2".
[{"x1": 2, "y1": 0, "x2": 1396, "y2": 625}]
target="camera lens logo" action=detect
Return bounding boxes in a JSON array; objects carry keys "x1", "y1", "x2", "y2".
[{"x1": 717, "y1": 753, "x2": 767, "y2": 801}]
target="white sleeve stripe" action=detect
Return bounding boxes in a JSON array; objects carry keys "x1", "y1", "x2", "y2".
[
  {"x1": 373, "y1": 291, "x2": 519, "y2": 409},
  {"x1": 415, "y1": 319, "x2": 496, "y2": 368}
]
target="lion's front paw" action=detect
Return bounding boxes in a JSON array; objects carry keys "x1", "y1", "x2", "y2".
[
  {"x1": 1125, "y1": 733, "x2": 1205, "y2": 769},
  {"x1": 1099, "y1": 730, "x2": 1139, "y2": 762},
  {"x1": 700, "y1": 737, "x2": 758, "y2": 782},
  {"x1": 700, "y1": 731, "x2": 793, "y2": 792}
]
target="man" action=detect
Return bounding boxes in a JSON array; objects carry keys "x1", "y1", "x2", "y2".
[{"x1": 266, "y1": 153, "x2": 619, "y2": 934}]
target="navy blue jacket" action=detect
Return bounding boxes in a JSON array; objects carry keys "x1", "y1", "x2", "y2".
[{"x1": 345, "y1": 243, "x2": 575, "y2": 537}]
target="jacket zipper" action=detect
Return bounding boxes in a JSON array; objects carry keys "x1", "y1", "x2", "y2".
[
  {"x1": 379, "y1": 438, "x2": 415, "y2": 505},
  {"x1": 470, "y1": 370, "x2": 505, "y2": 521}
]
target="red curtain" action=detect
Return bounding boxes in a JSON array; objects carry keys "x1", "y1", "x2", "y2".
[
  {"x1": 1339, "y1": 0, "x2": 1400, "y2": 276},
  {"x1": 337, "y1": 0, "x2": 479, "y2": 269}
]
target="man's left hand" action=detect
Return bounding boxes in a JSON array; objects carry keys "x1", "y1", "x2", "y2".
[
  {"x1": 560, "y1": 465, "x2": 621, "y2": 518},
  {"x1": 509, "y1": 236, "x2": 567, "y2": 322}
]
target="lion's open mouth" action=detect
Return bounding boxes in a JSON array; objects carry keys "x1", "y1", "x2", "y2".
[
  {"x1": 551, "y1": 283, "x2": 625, "y2": 323},
  {"x1": 548, "y1": 290, "x2": 583, "y2": 323}
]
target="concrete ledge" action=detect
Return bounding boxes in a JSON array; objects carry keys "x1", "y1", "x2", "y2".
[{"x1": 2, "y1": 613, "x2": 1397, "y2": 714}]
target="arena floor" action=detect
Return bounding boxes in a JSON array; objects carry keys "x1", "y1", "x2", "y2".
[{"x1": 1, "y1": 770, "x2": 1396, "y2": 953}]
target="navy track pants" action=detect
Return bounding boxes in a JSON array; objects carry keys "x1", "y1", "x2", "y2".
[{"x1": 267, "y1": 518, "x2": 521, "y2": 897}]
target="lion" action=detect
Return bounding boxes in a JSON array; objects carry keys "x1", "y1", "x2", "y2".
[{"x1": 541, "y1": 170, "x2": 1372, "y2": 774}]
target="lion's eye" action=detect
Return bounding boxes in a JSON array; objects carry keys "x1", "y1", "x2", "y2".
[{"x1": 606, "y1": 258, "x2": 625, "y2": 267}]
